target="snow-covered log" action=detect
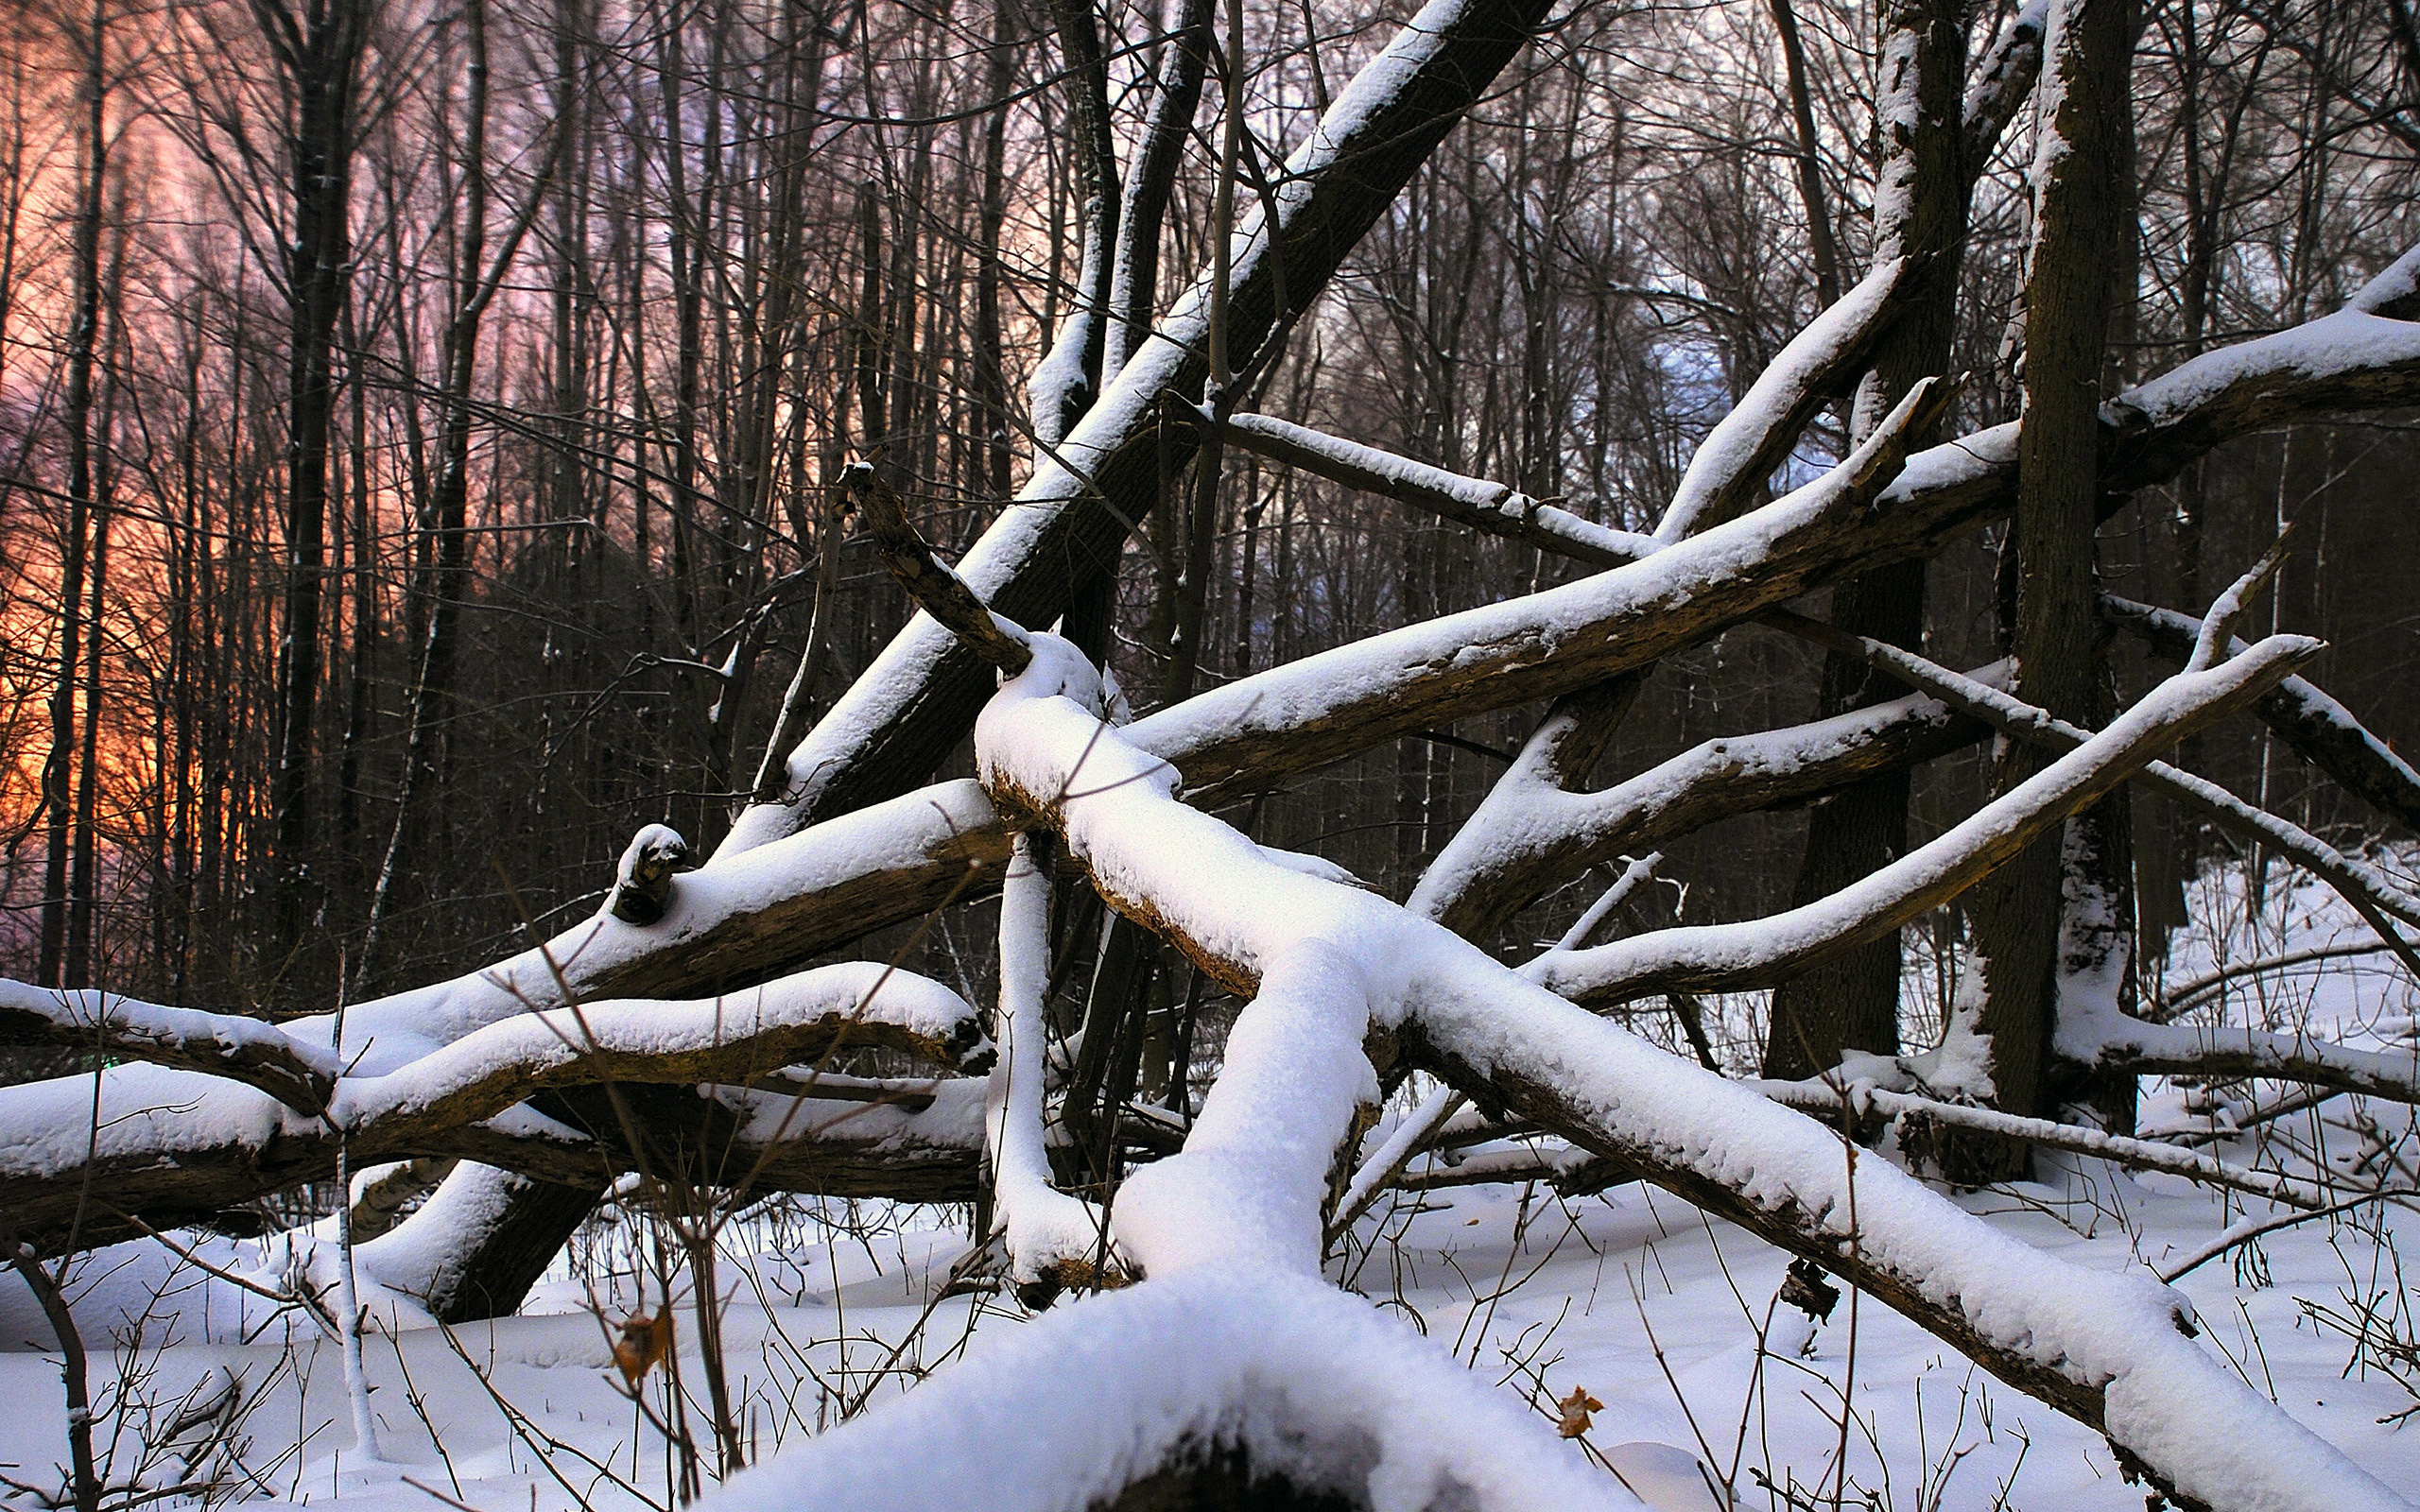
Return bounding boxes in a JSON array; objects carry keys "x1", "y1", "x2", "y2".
[
  {"x1": 959, "y1": 627, "x2": 2398, "y2": 1512},
  {"x1": 0, "y1": 963, "x2": 989, "y2": 1253},
  {"x1": 700, "y1": 1268, "x2": 1633, "y2": 1512},
  {"x1": 0, "y1": 980, "x2": 339, "y2": 1113},
  {"x1": 1399, "y1": 985, "x2": 2406, "y2": 1512},
  {"x1": 359, "y1": 1161, "x2": 610, "y2": 1321}
]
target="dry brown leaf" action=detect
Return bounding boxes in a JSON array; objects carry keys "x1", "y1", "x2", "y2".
[
  {"x1": 1555, "y1": 1383, "x2": 1604, "y2": 1439},
  {"x1": 613, "y1": 1309, "x2": 674, "y2": 1386}
]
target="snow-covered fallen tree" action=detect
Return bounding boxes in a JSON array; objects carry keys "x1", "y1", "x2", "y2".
[{"x1": 9, "y1": 2, "x2": 2420, "y2": 1506}]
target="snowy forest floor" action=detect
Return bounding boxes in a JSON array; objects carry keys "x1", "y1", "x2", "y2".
[{"x1": 5, "y1": 857, "x2": 2418, "y2": 1512}]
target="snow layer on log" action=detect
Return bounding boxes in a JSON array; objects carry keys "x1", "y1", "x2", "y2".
[
  {"x1": 0, "y1": 964, "x2": 982, "y2": 1185},
  {"x1": 969, "y1": 630, "x2": 2399, "y2": 1511}
]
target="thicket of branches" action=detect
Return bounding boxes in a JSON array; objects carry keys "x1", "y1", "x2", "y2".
[
  {"x1": 0, "y1": 0, "x2": 2407, "y2": 1007},
  {"x1": 3, "y1": 0, "x2": 2420, "y2": 1504}
]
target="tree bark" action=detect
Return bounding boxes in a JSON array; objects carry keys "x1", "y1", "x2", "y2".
[
  {"x1": 265, "y1": 0, "x2": 369, "y2": 980},
  {"x1": 1961, "y1": 0, "x2": 2134, "y2": 1177},
  {"x1": 1764, "y1": 0, "x2": 1966, "y2": 1080},
  {"x1": 37, "y1": 0, "x2": 107, "y2": 989}
]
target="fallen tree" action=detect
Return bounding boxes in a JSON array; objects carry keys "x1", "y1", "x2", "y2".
[{"x1": 7, "y1": 3, "x2": 2420, "y2": 1505}]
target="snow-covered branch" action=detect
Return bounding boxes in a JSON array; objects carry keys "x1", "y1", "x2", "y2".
[
  {"x1": 986, "y1": 834, "x2": 1106, "y2": 1286},
  {"x1": 1409, "y1": 674, "x2": 1988, "y2": 944},
  {"x1": 2059, "y1": 1011, "x2": 2420, "y2": 1109},
  {"x1": 1962, "y1": 0, "x2": 2049, "y2": 165},
  {"x1": 1652, "y1": 257, "x2": 1932, "y2": 542},
  {"x1": 1772, "y1": 606, "x2": 2420, "y2": 976},
  {"x1": 961, "y1": 628, "x2": 2395, "y2": 1512},
  {"x1": 0, "y1": 980, "x2": 339, "y2": 1114},
  {"x1": 1524, "y1": 635, "x2": 2318, "y2": 1006},
  {"x1": 1757, "y1": 1079, "x2": 2352, "y2": 1211},
  {"x1": 2104, "y1": 593, "x2": 2420, "y2": 834},
  {"x1": 1221, "y1": 411, "x2": 1658, "y2": 564},
  {"x1": 347, "y1": 272, "x2": 2420, "y2": 1066}
]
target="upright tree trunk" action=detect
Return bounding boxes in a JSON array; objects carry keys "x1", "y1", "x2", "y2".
[
  {"x1": 267, "y1": 0, "x2": 368, "y2": 984},
  {"x1": 361, "y1": 0, "x2": 560, "y2": 983},
  {"x1": 1160, "y1": 0, "x2": 1242, "y2": 706},
  {"x1": 38, "y1": 0, "x2": 107, "y2": 988},
  {"x1": 971, "y1": 0, "x2": 1013, "y2": 498},
  {"x1": 167, "y1": 301, "x2": 203, "y2": 998},
  {"x1": 335, "y1": 299, "x2": 375, "y2": 914},
  {"x1": 549, "y1": 0, "x2": 592, "y2": 531},
  {"x1": 1033, "y1": 0, "x2": 1118, "y2": 449},
  {"x1": 1958, "y1": 0, "x2": 2133, "y2": 1178},
  {"x1": 66, "y1": 494, "x2": 111, "y2": 988},
  {"x1": 1763, "y1": 0, "x2": 1965, "y2": 1080},
  {"x1": 361, "y1": 0, "x2": 493, "y2": 981},
  {"x1": 1768, "y1": 0, "x2": 1841, "y2": 309}
]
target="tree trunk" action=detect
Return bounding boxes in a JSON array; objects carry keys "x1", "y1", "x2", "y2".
[
  {"x1": 1763, "y1": 0, "x2": 1965, "y2": 1080},
  {"x1": 37, "y1": 0, "x2": 106, "y2": 989},
  {"x1": 1957, "y1": 0, "x2": 2134, "y2": 1179},
  {"x1": 267, "y1": 0, "x2": 368, "y2": 987}
]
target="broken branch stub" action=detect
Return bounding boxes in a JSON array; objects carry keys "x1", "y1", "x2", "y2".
[{"x1": 843, "y1": 460, "x2": 1033, "y2": 676}]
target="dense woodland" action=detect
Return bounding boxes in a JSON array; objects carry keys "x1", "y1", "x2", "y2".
[
  {"x1": 2, "y1": 0, "x2": 2420, "y2": 1503},
  {"x1": 0, "y1": 0, "x2": 2411, "y2": 1011}
]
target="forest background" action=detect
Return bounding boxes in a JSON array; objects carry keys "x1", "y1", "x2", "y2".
[{"x1": 0, "y1": 0, "x2": 2410, "y2": 1067}]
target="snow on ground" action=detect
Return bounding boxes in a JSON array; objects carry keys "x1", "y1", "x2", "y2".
[{"x1": 4, "y1": 857, "x2": 2416, "y2": 1512}]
